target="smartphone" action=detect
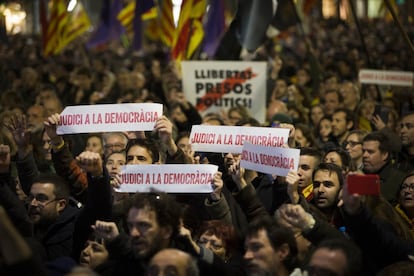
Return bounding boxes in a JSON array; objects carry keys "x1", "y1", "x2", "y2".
[
  {"x1": 374, "y1": 105, "x2": 389, "y2": 125},
  {"x1": 347, "y1": 174, "x2": 380, "y2": 195}
]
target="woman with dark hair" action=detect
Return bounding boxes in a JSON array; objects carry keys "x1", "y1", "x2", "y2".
[
  {"x1": 314, "y1": 115, "x2": 336, "y2": 151},
  {"x1": 395, "y1": 171, "x2": 414, "y2": 235},
  {"x1": 85, "y1": 133, "x2": 104, "y2": 157},
  {"x1": 196, "y1": 220, "x2": 240, "y2": 263},
  {"x1": 294, "y1": 123, "x2": 316, "y2": 148},
  {"x1": 179, "y1": 219, "x2": 246, "y2": 276},
  {"x1": 175, "y1": 131, "x2": 192, "y2": 156},
  {"x1": 227, "y1": 105, "x2": 251, "y2": 126},
  {"x1": 323, "y1": 147, "x2": 356, "y2": 173},
  {"x1": 309, "y1": 104, "x2": 325, "y2": 129}
]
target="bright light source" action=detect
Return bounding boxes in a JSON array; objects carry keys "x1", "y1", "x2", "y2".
[
  {"x1": 67, "y1": 0, "x2": 77, "y2": 12},
  {"x1": 172, "y1": 0, "x2": 182, "y2": 27},
  {"x1": 2, "y1": 2, "x2": 26, "y2": 34}
]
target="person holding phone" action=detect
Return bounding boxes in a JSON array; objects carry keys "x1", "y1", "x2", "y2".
[
  {"x1": 362, "y1": 131, "x2": 406, "y2": 204},
  {"x1": 341, "y1": 174, "x2": 414, "y2": 274}
]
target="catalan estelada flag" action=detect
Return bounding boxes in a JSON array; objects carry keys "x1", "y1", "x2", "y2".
[
  {"x1": 57, "y1": 1, "x2": 91, "y2": 53},
  {"x1": 157, "y1": 0, "x2": 174, "y2": 47},
  {"x1": 118, "y1": 0, "x2": 156, "y2": 50},
  {"x1": 118, "y1": 1, "x2": 157, "y2": 31},
  {"x1": 171, "y1": 0, "x2": 207, "y2": 61},
  {"x1": 43, "y1": 0, "x2": 69, "y2": 56},
  {"x1": 42, "y1": 0, "x2": 91, "y2": 56}
]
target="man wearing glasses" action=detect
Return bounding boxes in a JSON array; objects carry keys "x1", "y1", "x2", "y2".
[
  {"x1": 102, "y1": 132, "x2": 128, "y2": 157},
  {"x1": 26, "y1": 173, "x2": 78, "y2": 260}
]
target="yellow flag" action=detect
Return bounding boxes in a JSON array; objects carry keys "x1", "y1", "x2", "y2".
[{"x1": 56, "y1": 1, "x2": 91, "y2": 54}]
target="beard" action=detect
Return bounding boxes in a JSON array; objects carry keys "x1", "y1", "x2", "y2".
[
  {"x1": 29, "y1": 207, "x2": 59, "y2": 229},
  {"x1": 131, "y1": 235, "x2": 164, "y2": 260}
]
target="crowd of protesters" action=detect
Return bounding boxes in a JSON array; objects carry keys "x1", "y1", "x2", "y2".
[{"x1": 1, "y1": 15, "x2": 414, "y2": 276}]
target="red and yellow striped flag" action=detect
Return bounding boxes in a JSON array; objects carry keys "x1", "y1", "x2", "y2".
[
  {"x1": 171, "y1": 0, "x2": 206, "y2": 61},
  {"x1": 57, "y1": 1, "x2": 91, "y2": 53},
  {"x1": 117, "y1": 1, "x2": 157, "y2": 32},
  {"x1": 158, "y1": 0, "x2": 174, "y2": 47},
  {"x1": 44, "y1": 0, "x2": 69, "y2": 56}
]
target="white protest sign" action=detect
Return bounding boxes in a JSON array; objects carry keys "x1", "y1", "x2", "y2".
[
  {"x1": 240, "y1": 142, "x2": 300, "y2": 176},
  {"x1": 359, "y1": 69, "x2": 414, "y2": 87},
  {"x1": 181, "y1": 61, "x2": 267, "y2": 123},
  {"x1": 57, "y1": 103, "x2": 163, "y2": 134},
  {"x1": 189, "y1": 125, "x2": 289, "y2": 153},
  {"x1": 116, "y1": 164, "x2": 218, "y2": 193}
]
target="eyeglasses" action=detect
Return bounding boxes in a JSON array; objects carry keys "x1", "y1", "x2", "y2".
[
  {"x1": 401, "y1": 183, "x2": 414, "y2": 191},
  {"x1": 104, "y1": 143, "x2": 125, "y2": 150},
  {"x1": 25, "y1": 194, "x2": 62, "y2": 207},
  {"x1": 343, "y1": 141, "x2": 362, "y2": 148}
]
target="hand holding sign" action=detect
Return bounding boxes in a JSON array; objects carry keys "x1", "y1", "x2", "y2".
[
  {"x1": 154, "y1": 116, "x2": 177, "y2": 156},
  {"x1": 110, "y1": 174, "x2": 122, "y2": 189},
  {"x1": 278, "y1": 123, "x2": 296, "y2": 148},
  {"x1": 228, "y1": 159, "x2": 247, "y2": 191},
  {"x1": 44, "y1": 113, "x2": 64, "y2": 146},
  {"x1": 210, "y1": 171, "x2": 224, "y2": 201},
  {"x1": 286, "y1": 170, "x2": 300, "y2": 204}
]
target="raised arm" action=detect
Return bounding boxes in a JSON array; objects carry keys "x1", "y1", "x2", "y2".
[
  {"x1": 45, "y1": 113, "x2": 88, "y2": 202},
  {"x1": 154, "y1": 115, "x2": 191, "y2": 164},
  {"x1": 72, "y1": 151, "x2": 112, "y2": 260},
  {"x1": 5, "y1": 114, "x2": 39, "y2": 195},
  {"x1": 204, "y1": 171, "x2": 232, "y2": 225},
  {"x1": 228, "y1": 160, "x2": 269, "y2": 222}
]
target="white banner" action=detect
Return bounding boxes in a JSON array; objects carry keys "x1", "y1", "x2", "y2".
[
  {"x1": 181, "y1": 61, "x2": 267, "y2": 123},
  {"x1": 190, "y1": 125, "x2": 289, "y2": 153},
  {"x1": 359, "y1": 69, "x2": 414, "y2": 87},
  {"x1": 116, "y1": 164, "x2": 218, "y2": 193},
  {"x1": 240, "y1": 142, "x2": 300, "y2": 176},
  {"x1": 57, "y1": 103, "x2": 163, "y2": 134}
]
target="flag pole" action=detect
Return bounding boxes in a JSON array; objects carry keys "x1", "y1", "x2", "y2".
[
  {"x1": 348, "y1": 0, "x2": 382, "y2": 97},
  {"x1": 287, "y1": 0, "x2": 321, "y2": 97},
  {"x1": 348, "y1": 0, "x2": 374, "y2": 69},
  {"x1": 383, "y1": 0, "x2": 414, "y2": 57}
]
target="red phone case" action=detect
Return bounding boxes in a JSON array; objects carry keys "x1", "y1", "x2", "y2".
[{"x1": 347, "y1": 174, "x2": 380, "y2": 195}]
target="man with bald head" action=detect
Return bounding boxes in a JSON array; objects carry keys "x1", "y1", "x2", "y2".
[{"x1": 146, "y1": 248, "x2": 199, "y2": 276}]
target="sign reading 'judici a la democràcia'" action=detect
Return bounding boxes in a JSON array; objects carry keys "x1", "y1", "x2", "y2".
[
  {"x1": 116, "y1": 164, "x2": 218, "y2": 193},
  {"x1": 240, "y1": 142, "x2": 300, "y2": 176},
  {"x1": 57, "y1": 103, "x2": 163, "y2": 134},
  {"x1": 189, "y1": 125, "x2": 290, "y2": 153},
  {"x1": 359, "y1": 69, "x2": 414, "y2": 87}
]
